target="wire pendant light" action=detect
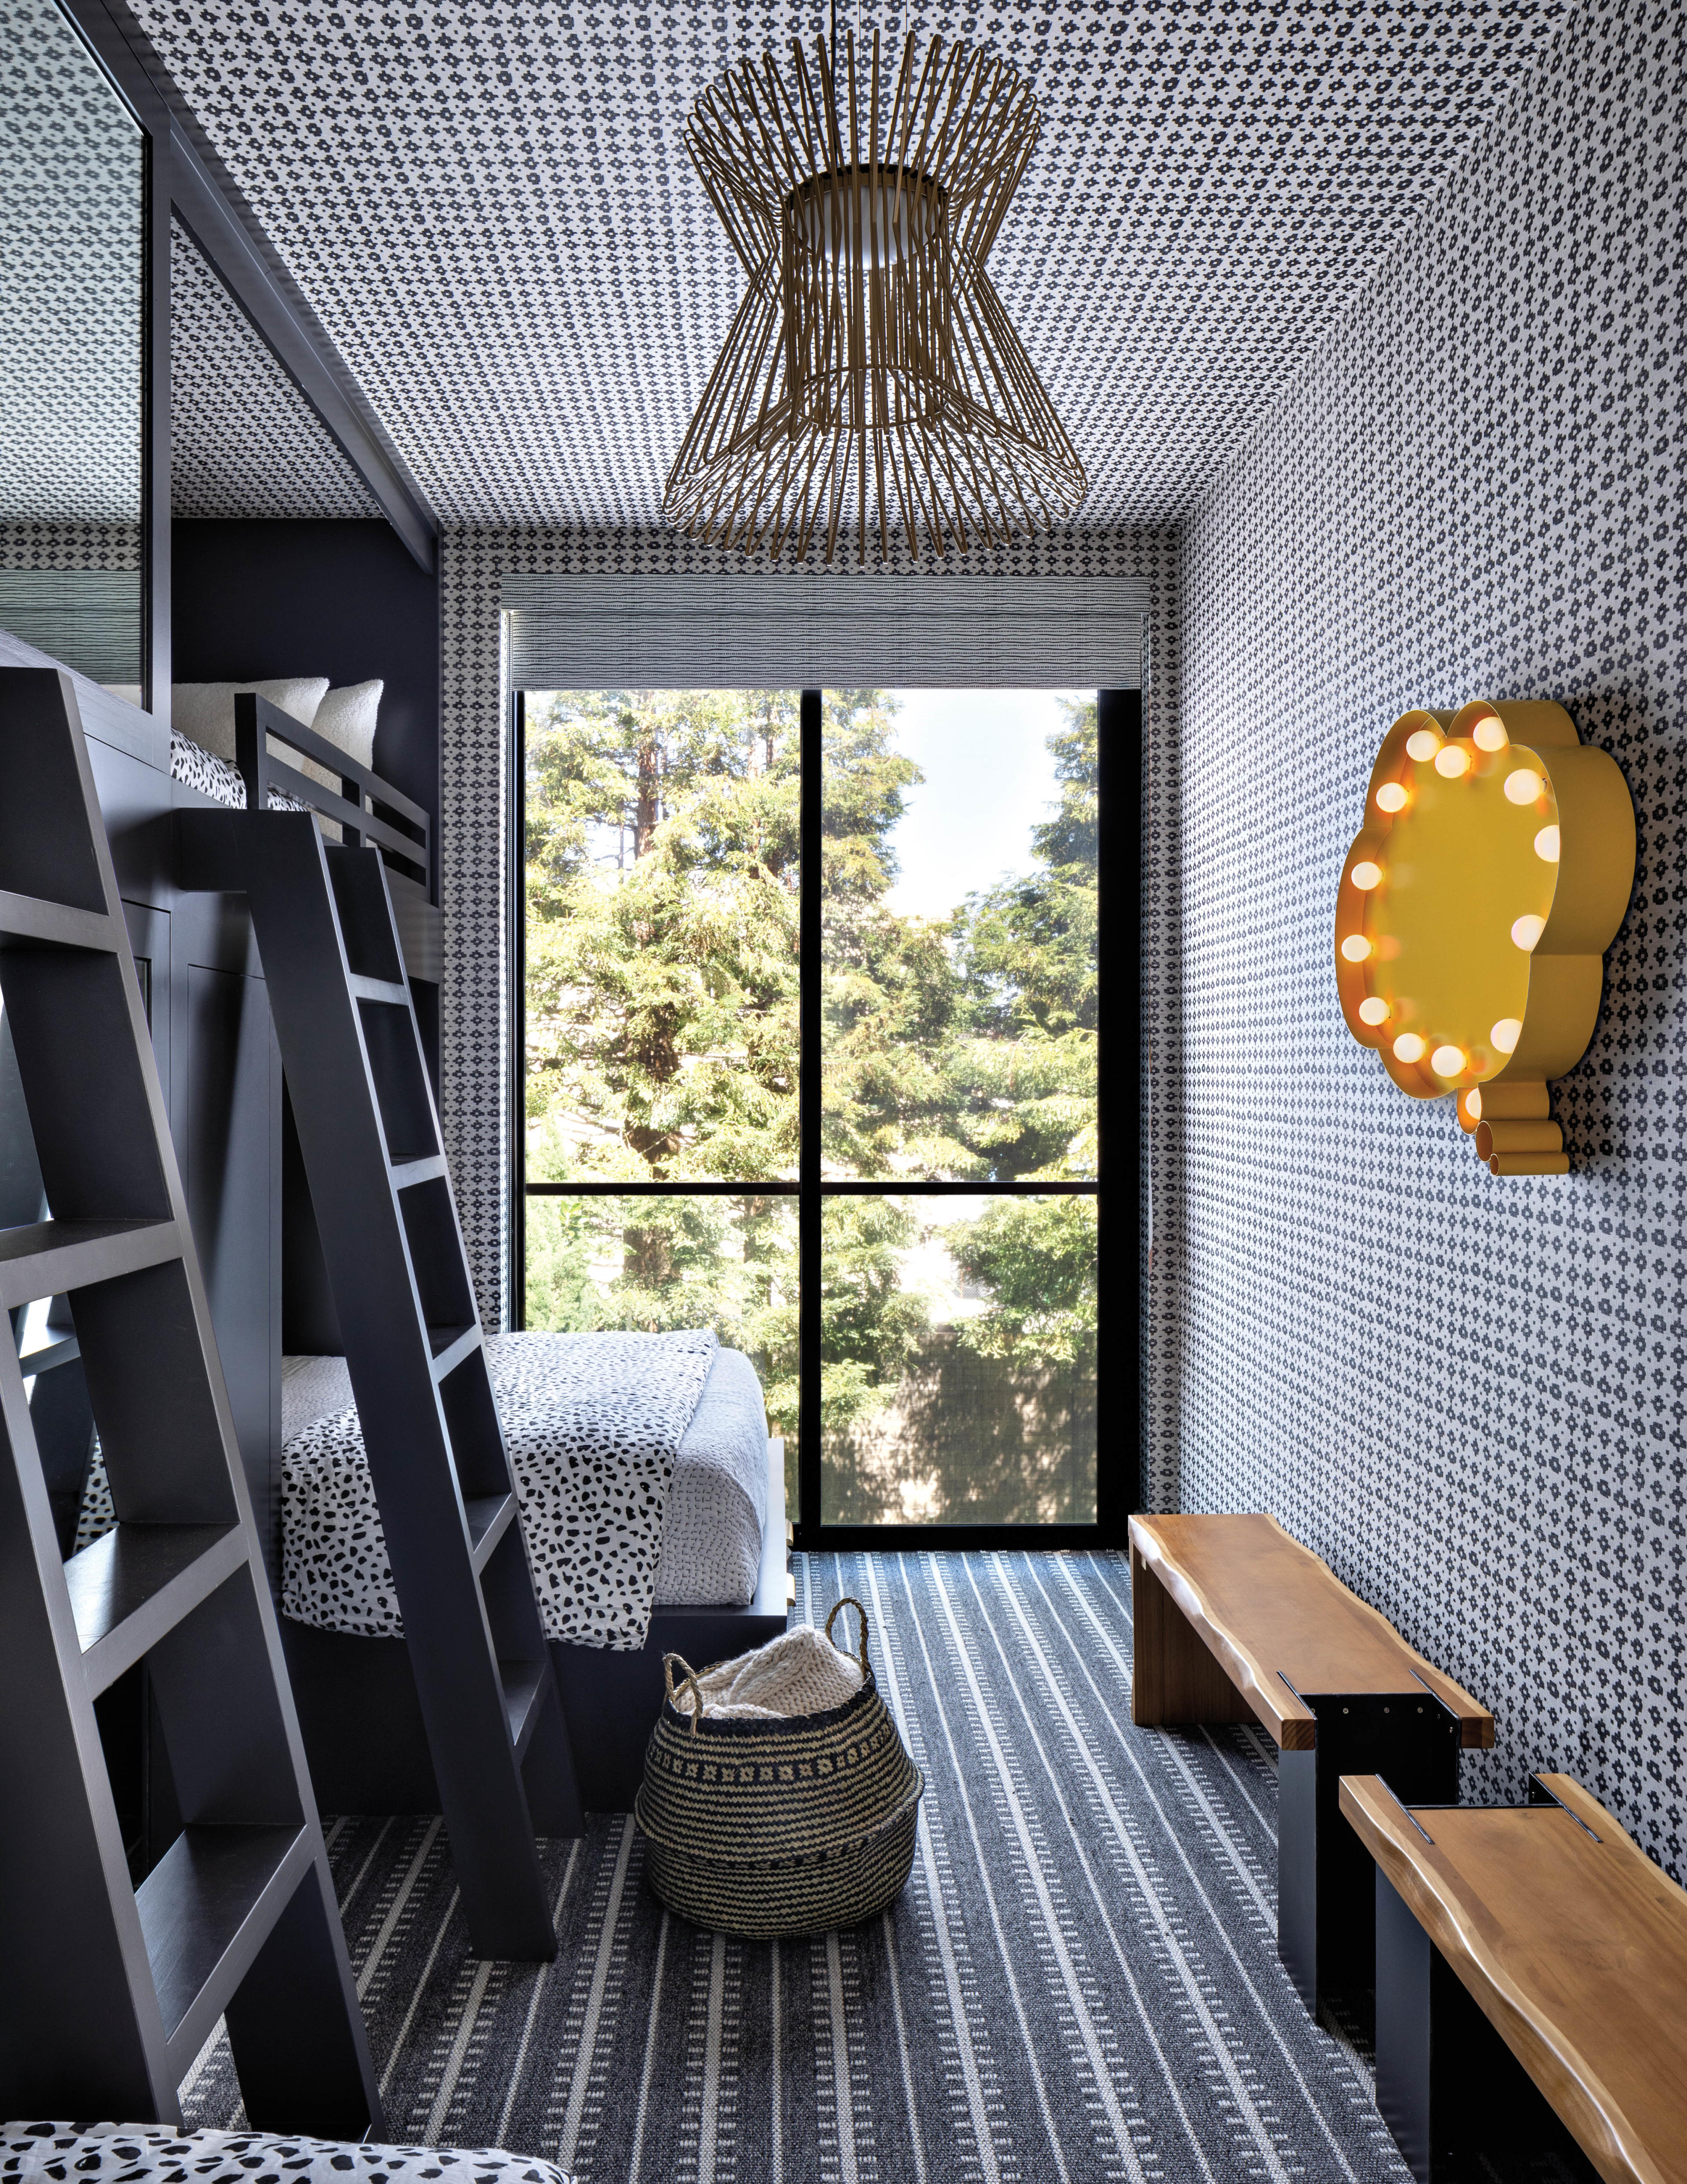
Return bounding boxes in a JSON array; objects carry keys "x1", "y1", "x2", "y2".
[{"x1": 664, "y1": 25, "x2": 1087, "y2": 566}]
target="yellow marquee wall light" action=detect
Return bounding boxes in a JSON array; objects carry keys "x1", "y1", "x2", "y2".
[{"x1": 1335, "y1": 700, "x2": 1635, "y2": 1175}]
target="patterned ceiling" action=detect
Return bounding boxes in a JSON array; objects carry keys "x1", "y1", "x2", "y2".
[
  {"x1": 139, "y1": 0, "x2": 1550, "y2": 531},
  {"x1": 171, "y1": 217, "x2": 381, "y2": 518}
]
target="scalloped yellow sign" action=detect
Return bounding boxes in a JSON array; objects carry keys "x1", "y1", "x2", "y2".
[{"x1": 1335, "y1": 700, "x2": 1634, "y2": 1176}]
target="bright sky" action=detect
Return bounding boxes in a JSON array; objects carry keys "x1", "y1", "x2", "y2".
[{"x1": 878, "y1": 689, "x2": 1087, "y2": 920}]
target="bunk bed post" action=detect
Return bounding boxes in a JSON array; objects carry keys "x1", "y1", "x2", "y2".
[{"x1": 0, "y1": 666, "x2": 381, "y2": 2132}]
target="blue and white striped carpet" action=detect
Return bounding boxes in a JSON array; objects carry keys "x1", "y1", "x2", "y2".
[{"x1": 188, "y1": 1552, "x2": 1415, "y2": 2180}]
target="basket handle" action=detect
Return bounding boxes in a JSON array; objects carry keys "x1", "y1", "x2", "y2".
[
  {"x1": 825, "y1": 1596, "x2": 871, "y2": 1676},
  {"x1": 663, "y1": 1651, "x2": 704, "y2": 1733}
]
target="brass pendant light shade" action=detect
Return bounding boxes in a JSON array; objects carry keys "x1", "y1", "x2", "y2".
[{"x1": 664, "y1": 28, "x2": 1087, "y2": 566}]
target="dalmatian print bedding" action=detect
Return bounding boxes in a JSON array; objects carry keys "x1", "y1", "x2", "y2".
[
  {"x1": 169, "y1": 729, "x2": 306, "y2": 810},
  {"x1": 283, "y1": 1328, "x2": 729, "y2": 1651},
  {"x1": 0, "y1": 2126, "x2": 572, "y2": 2184}
]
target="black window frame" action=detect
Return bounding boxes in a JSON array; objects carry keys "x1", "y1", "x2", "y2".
[{"x1": 511, "y1": 684, "x2": 1140, "y2": 1549}]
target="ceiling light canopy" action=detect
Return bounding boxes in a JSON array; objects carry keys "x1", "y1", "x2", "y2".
[{"x1": 664, "y1": 27, "x2": 1087, "y2": 566}]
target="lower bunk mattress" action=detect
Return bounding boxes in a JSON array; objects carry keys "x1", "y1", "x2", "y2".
[{"x1": 282, "y1": 1331, "x2": 770, "y2": 1649}]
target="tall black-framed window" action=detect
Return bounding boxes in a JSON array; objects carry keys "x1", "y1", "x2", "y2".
[{"x1": 512, "y1": 685, "x2": 1138, "y2": 1547}]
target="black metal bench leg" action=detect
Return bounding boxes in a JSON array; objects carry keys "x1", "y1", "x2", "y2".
[
  {"x1": 1278, "y1": 1691, "x2": 1462, "y2": 2010},
  {"x1": 1374, "y1": 1869, "x2": 1600, "y2": 2182}
]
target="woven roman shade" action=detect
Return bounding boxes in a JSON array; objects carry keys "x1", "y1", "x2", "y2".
[{"x1": 502, "y1": 573, "x2": 1148, "y2": 689}]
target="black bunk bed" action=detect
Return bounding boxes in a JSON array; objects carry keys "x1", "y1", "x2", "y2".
[
  {"x1": 4, "y1": 635, "x2": 786, "y2": 1857},
  {"x1": 143, "y1": 681, "x2": 789, "y2": 1820}
]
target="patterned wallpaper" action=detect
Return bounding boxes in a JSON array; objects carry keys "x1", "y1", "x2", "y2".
[
  {"x1": 171, "y1": 219, "x2": 381, "y2": 519},
  {"x1": 1155, "y1": 0, "x2": 1687, "y2": 1871},
  {"x1": 0, "y1": 0, "x2": 142, "y2": 525},
  {"x1": 441, "y1": 524, "x2": 1180, "y2": 1325},
  {"x1": 130, "y1": 0, "x2": 1545, "y2": 529}
]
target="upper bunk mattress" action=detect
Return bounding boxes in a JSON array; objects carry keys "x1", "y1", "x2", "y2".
[{"x1": 282, "y1": 1331, "x2": 769, "y2": 1651}]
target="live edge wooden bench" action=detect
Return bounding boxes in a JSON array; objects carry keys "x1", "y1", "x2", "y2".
[
  {"x1": 1129, "y1": 1513, "x2": 1493, "y2": 2007},
  {"x1": 1343, "y1": 1771, "x2": 1687, "y2": 2184}
]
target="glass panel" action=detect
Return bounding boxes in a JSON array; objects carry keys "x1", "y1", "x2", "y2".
[
  {"x1": 524, "y1": 690, "x2": 801, "y2": 1184},
  {"x1": 821, "y1": 689, "x2": 1099, "y2": 1180},
  {"x1": 821, "y1": 1191, "x2": 1097, "y2": 1525},
  {"x1": 0, "y1": 0, "x2": 144, "y2": 686},
  {"x1": 525, "y1": 1192, "x2": 799, "y2": 1508}
]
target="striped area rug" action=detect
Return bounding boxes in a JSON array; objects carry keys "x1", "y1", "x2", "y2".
[{"x1": 186, "y1": 1552, "x2": 1413, "y2": 2181}]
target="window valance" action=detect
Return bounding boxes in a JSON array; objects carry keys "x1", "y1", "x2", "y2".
[{"x1": 501, "y1": 573, "x2": 1149, "y2": 690}]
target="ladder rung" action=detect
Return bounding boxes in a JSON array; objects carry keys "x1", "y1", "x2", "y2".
[
  {"x1": 348, "y1": 972, "x2": 409, "y2": 1005},
  {"x1": 0, "y1": 1217, "x2": 180, "y2": 1310},
  {"x1": 0, "y1": 887, "x2": 119, "y2": 954},
  {"x1": 65, "y1": 1522, "x2": 247, "y2": 1696},
  {"x1": 138, "y1": 1821, "x2": 312, "y2": 2062},
  {"x1": 467, "y1": 1492, "x2": 516, "y2": 1573},
  {"x1": 391, "y1": 1153, "x2": 447, "y2": 1190},
  {"x1": 20, "y1": 1331, "x2": 80, "y2": 1375},
  {"x1": 429, "y1": 1323, "x2": 480, "y2": 1379},
  {"x1": 500, "y1": 1659, "x2": 547, "y2": 1759}
]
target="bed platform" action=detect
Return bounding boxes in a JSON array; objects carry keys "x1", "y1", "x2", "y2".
[{"x1": 281, "y1": 1438, "x2": 788, "y2": 1814}]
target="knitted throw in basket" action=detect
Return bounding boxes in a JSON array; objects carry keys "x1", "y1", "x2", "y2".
[{"x1": 635, "y1": 1597, "x2": 923, "y2": 1938}]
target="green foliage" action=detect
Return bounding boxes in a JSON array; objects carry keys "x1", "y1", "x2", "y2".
[
  {"x1": 524, "y1": 689, "x2": 800, "y2": 1183},
  {"x1": 522, "y1": 685, "x2": 1101, "y2": 1500},
  {"x1": 943, "y1": 1194, "x2": 1098, "y2": 1368},
  {"x1": 818, "y1": 1195, "x2": 930, "y2": 1433},
  {"x1": 821, "y1": 692, "x2": 1098, "y2": 1180}
]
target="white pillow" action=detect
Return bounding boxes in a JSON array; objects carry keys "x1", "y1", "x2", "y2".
[
  {"x1": 295, "y1": 678, "x2": 382, "y2": 795},
  {"x1": 171, "y1": 678, "x2": 329, "y2": 762}
]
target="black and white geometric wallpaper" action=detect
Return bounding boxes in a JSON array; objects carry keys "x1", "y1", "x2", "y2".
[
  {"x1": 1157, "y1": 0, "x2": 1687, "y2": 1873},
  {"x1": 170, "y1": 219, "x2": 381, "y2": 519},
  {"x1": 130, "y1": 0, "x2": 1546, "y2": 529},
  {"x1": 0, "y1": 0, "x2": 142, "y2": 525}
]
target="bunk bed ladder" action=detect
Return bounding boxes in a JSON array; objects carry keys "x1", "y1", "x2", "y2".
[
  {"x1": 185, "y1": 744, "x2": 581, "y2": 1963},
  {"x1": 0, "y1": 666, "x2": 382, "y2": 2131}
]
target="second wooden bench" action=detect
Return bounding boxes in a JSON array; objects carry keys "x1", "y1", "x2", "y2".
[{"x1": 1129, "y1": 1511, "x2": 1493, "y2": 2006}]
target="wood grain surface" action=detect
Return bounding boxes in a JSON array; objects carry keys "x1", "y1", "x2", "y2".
[
  {"x1": 1341, "y1": 1772, "x2": 1687, "y2": 2184},
  {"x1": 1128, "y1": 1513, "x2": 1494, "y2": 1752}
]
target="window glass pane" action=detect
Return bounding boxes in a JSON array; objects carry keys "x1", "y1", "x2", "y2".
[
  {"x1": 524, "y1": 690, "x2": 800, "y2": 1183},
  {"x1": 821, "y1": 1192, "x2": 1097, "y2": 1525},
  {"x1": 525, "y1": 1192, "x2": 799, "y2": 1509},
  {"x1": 821, "y1": 689, "x2": 1098, "y2": 1181}
]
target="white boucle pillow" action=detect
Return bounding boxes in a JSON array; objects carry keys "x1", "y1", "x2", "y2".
[
  {"x1": 295, "y1": 677, "x2": 382, "y2": 794},
  {"x1": 170, "y1": 677, "x2": 329, "y2": 761}
]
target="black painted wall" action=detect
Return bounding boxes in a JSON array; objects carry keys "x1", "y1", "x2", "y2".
[
  {"x1": 171, "y1": 519, "x2": 440, "y2": 889},
  {"x1": 174, "y1": 517, "x2": 441, "y2": 1353}
]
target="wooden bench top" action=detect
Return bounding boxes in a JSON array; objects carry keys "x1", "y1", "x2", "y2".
[
  {"x1": 1129, "y1": 1513, "x2": 1493, "y2": 1752},
  {"x1": 1342, "y1": 1772, "x2": 1687, "y2": 2184}
]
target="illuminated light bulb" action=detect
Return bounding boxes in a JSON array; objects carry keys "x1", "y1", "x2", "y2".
[
  {"x1": 1465, "y1": 1090, "x2": 1484, "y2": 1123},
  {"x1": 1393, "y1": 1033, "x2": 1427, "y2": 1064},
  {"x1": 1472, "y1": 716, "x2": 1509, "y2": 752},
  {"x1": 1406, "y1": 728, "x2": 1441, "y2": 762},
  {"x1": 1534, "y1": 824, "x2": 1561, "y2": 862},
  {"x1": 1490, "y1": 1017, "x2": 1523, "y2": 1054},
  {"x1": 1375, "y1": 781, "x2": 1408, "y2": 813},
  {"x1": 1430, "y1": 1044, "x2": 1466, "y2": 1077},
  {"x1": 1511, "y1": 913, "x2": 1546, "y2": 951},
  {"x1": 1505, "y1": 768, "x2": 1545, "y2": 804},
  {"x1": 1358, "y1": 996, "x2": 1390, "y2": 1026},
  {"x1": 1350, "y1": 860, "x2": 1383, "y2": 891},
  {"x1": 1340, "y1": 934, "x2": 1372, "y2": 962},
  {"x1": 1434, "y1": 743, "x2": 1471, "y2": 778}
]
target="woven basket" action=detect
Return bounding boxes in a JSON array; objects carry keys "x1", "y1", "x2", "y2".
[{"x1": 634, "y1": 1598, "x2": 923, "y2": 1938}]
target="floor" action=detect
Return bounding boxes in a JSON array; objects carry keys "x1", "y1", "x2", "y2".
[{"x1": 188, "y1": 1552, "x2": 1427, "y2": 2180}]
